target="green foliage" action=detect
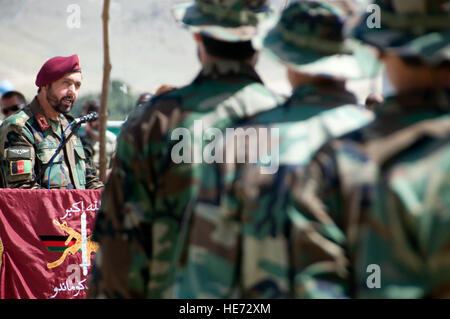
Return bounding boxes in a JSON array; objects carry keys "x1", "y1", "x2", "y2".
[{"x1": 71, "y1": 79, "x2": 138, "y2": 121}]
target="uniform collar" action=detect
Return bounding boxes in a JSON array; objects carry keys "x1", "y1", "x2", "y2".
[{"x1": 289, "y1": 83, "x2": 357, "y2": 107}]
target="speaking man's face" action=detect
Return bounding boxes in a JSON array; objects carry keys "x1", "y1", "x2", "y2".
[{"x1": 46, "y1": 72, "x2": 82, "y2": 114}]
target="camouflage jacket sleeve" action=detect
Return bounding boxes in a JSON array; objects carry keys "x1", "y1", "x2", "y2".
[
  {"x1": 84, "y1": 148, "x2": 104, "y2": 189},
  {"x1": 77, "y1": 128, "x2": 103, "y2": 189},
  {"x1": 290, "y1": 141, "x2": 352, "y2": 298},
  {"x1": 1, "y1": 122, "x2": 40, "y2": 189},
  {"x1": 88, "y1": 108, "x2": 166, "y2": 298},
  {"x1": 80, "y1": 132, "x2": 94, "y2": 159},
  {"x1": 88, "y1": 155, "x2": 148, "y2": 298}
]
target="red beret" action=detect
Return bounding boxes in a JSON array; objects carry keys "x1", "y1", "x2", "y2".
[{"x1": 35, "y1": 54, "x2": 81, "y2": 87}]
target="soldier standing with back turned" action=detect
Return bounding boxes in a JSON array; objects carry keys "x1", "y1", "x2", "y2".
[
  {"x1": 88, "y1": 0, "x2": 282, "y2": 298},
  {"x1": 174, "y1": 0, "x2": 378, "y2": 298}
]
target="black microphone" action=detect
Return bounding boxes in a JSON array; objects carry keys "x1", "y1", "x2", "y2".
[{"x1": 74, "y1": 112, "x2": 99, "y2": 124}]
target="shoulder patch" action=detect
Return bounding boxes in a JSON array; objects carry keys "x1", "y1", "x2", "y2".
[
  {"x1": 10, "y1": 160, "x2": 32, "y2": 176},
  {"x1": 6, "y1": 109, "x2": 30, "y2": 126}
]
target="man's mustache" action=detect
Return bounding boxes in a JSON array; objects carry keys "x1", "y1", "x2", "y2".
[{"x1": 61, "y1": 95, "x2": 75, "y2": 103}]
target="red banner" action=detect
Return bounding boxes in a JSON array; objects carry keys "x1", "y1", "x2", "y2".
[{"x1": 0, "y1": 189, "x2": 102, "y2": 299}]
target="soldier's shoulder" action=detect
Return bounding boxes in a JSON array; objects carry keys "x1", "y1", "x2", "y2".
[
  {"x1": 122, "y1": 85, "x2": 190, "y2": 132},
  {"x1": 0, "y1": 110, "x2": 33, "y2": 140},
  {"x1": 121, "y1": 80, "x2": 282, "y2": 136},
  {"x1": 2, "y1": 109, "x2": 32, "y2": 129},
  {"x1": 234, "y1": 82, "x2": 285, "y2": 110},
  {"x1": 154, "y1": 80, "x2": 283, "y2": 110},
  {"x1": 150, "y1": 82, "x2": 215, "y2": 109}
]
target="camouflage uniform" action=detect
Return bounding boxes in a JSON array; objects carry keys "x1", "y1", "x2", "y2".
[
  {"x1": 0, "y1": 97, "x2": 103, "y2": 189},
  {"x1": 173, "y1": 1, "x2": 377, "y2": 298},
  {"x1": 292, "y1": 0, "x2": 450, "y2": 298},
  {"x1": 88, "y1": 0, "x2": 281, "y2": 298}
]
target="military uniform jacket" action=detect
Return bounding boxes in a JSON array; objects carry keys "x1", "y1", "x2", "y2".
[
  {"x1": 0, "y1": 97, "x2": 103, "y2": 189},
  {"x1": 293, "y1": 89, "x2": 450, "y2": 298},
  {"x1": 174, "y1": 84, "x2": 374, "y2": 298},
  {"x1": 89, "y1": 60, "x2": 283, "y2": 298}
]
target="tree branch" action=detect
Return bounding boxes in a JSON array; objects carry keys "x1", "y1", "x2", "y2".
[{"x1": 99, "y1": 0, "x2": 111, "y2": 182}]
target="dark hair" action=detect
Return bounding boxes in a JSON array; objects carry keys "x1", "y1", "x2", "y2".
[
  {"x1": 82, "y1": 99, "x2": 101, "y2": 115},
  {"x1": 200, "y1": 34, "x2": 256, "y2": 61},
  {"x1": 1, "y1": 90, "x2": 26, "y2": 104},
  {"x1": 136, "y1": 92, "x2": 153, "y2": 106}
]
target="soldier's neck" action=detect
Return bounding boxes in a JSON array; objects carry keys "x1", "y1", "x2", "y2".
[
  {"x1": 381, "y1": 53, "x2": 449, "y2": 94},
  {"x1": 199, "y1": 48, "x2": 257, "y2": 68},
  {"x1": 201, "y1": 55, "x2": 257, "y2": 68},
  {"x1": 37, "y1": 92, "x2": 60, "y2": 121},
  {"x1": 288, "y1": 70, "x2": 346, "y2": 90}
]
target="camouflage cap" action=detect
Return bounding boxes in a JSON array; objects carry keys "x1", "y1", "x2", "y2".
[
  {"x1": 352, "y1": 0, "x2": 450, "y2": 66},
  {"x1": 263, "y1": 0, "x2": 381, "y2": 79},
  {"x1": 172, "y1": 0, "x2": 275, "y2": 42}
]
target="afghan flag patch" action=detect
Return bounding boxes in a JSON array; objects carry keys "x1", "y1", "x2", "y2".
[{"x1": 10, "y1": 160, "x2": 32, "y2": 175}]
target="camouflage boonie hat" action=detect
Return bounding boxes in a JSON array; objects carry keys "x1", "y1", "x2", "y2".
[
  {"x1": 172, "y1": 0, "x2": 274, "y2": 42},
  {"x1": 263, "y1": 0, "x2": 381, "y2": 79},
  {"x1": 353, "y1": 0, "x2": 450, "y2": 66}
]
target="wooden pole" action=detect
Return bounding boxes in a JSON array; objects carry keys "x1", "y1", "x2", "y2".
[{"x1": 99, "y1": 0, "x2": 111, "y2": 182}]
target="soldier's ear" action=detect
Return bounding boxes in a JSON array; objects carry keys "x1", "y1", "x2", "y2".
[
  {"x1": 40, "y1": 84, "x2": 50, "y2": 94},
  {"x1": 376, "y1": 49, "x2": 387, "y2": 62},
  {"x1": 193, "y1": 33, "x2": 202, "y2": 43}
]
